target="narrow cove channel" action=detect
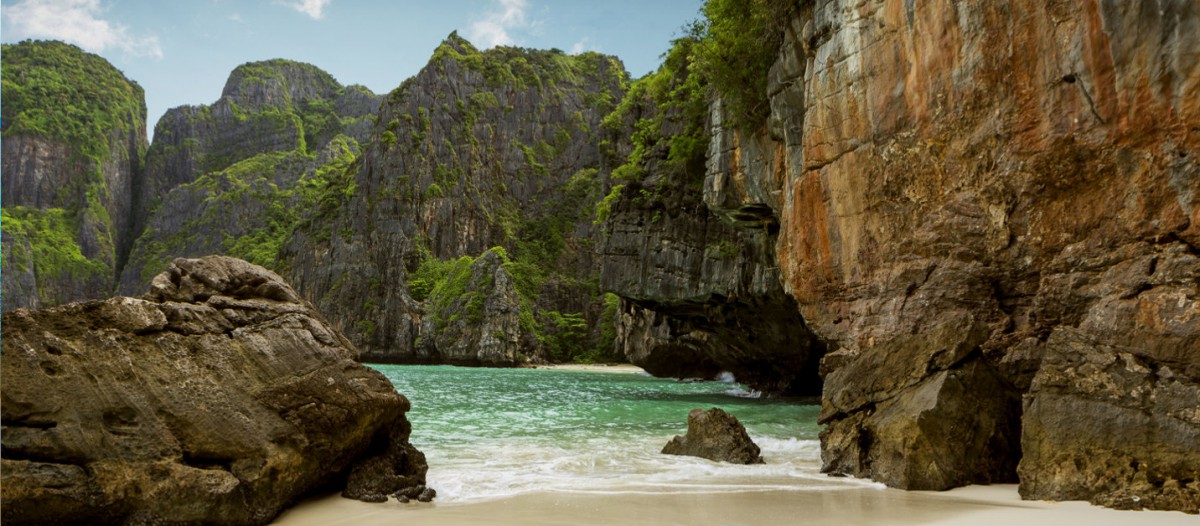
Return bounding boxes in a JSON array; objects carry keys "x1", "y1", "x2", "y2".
[{"x1": 369, "y1": 365, "x2": 881, "y2": 503}]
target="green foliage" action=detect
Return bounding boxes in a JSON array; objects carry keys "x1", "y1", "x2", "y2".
[
  {"x1": 426, "y1": 254, "x2": 481, "y2": 330},
  {"x1": 539, "y1": 310, "x2": 588, "y2": 362},
  {"x1": 298, "y1": 97, "x2": 342, "y2": 151},
  {"x1": 213, "y1": 136, "x2": 359, "y2": 269},
  {"x1": 594, "y1": 185, "x2": 624, "y2": 224},
  {"x1": 695, "y1": 0, "x2": 803, "y2": 129},
  {"x1": 357, "y1": 319, "x2": 377, "y2": 340},
  {"x1": 577, "y1": 293, "x2": 623, "y2": 364},
  {"x1": 431, "y1": 31, "x2": 628, "y2": 94},
  {"x1": 381, "y1": 130, "x2": 398, "y2": 149},
  {"x1": 1, "y1": 40, "x2": 146, "y2": 162},
  {"x1": 1, "y1": 206, "x2": 110, "y2": 288},
  {"x1": 601, "y1": 36, "x2": 709, "y2": 186},
  {"x1": 225, "y1": 58, "x2": 339, "y2": 109},
  {"x1": 407, "y1": 255, "x2": 455, "y2": 302},
  {"x1": 424, "y1": 182, "x2": 445, "y2": 199}
]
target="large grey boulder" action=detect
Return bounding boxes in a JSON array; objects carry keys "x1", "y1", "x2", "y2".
[{"x1": 0, "y1": 256, "x2": 427, "y2": 525}]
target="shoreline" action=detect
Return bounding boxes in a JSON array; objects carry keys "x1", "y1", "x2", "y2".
[
  {"x1": 273, "y1": 484, "x2": 1196, "y2": 526},
  {"x1": 526, "y1": 363, "x2": 647, "y2": 374}
]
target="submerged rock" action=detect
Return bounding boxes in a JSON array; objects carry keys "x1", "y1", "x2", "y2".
[
  {"x1": 662, "y1": 408, "x2": 764, "y2": 465},
  {"x1": 0, "y1": 256, "x2": 427, "y2": 525}
]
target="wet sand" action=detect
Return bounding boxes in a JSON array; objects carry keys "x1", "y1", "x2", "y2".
[{"x1": 273, "y1": 485, "x2": 1196, "y2": 526}]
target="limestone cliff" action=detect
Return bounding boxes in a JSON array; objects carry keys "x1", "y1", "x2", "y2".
[
  {"x1": 121, "y1": 60, "x2": 381, "y2": 294},
  {"x1": 0, "y1": 256, "x2": 427, "y2": 524},
  {"x1": 594, "y1": 34, "x2": 825, "y2": 395},
  {"x1": 282, "y1": 33, "x2": 627, "y2": 365},
  {"x1": 687, "y1": 0, "x2": 1198, "y2": 512},
  {"x1": 1, "y1": 40, "x2": 147, "y2": 309}
]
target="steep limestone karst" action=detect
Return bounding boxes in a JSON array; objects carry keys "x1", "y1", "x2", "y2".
[
  {"x1": 282, "y1": 33, "x2": 628, "y2": 365},
  {"x1": 596, "y1": 36, "x2": 825, "y2": 395},
  {"x1": 413, "y1": 248, "x2": 525, "y2": 366},
  {"x1": 119, "y1": 136, "x2": 361, "y2": 293},
  {"x1": 1, "y1": 40, "x2": 148, "y2": 310},
  {"x1": 683, "y1": 0, "x2": 1199, "y2": 511},
  {"x1": 0, "y1": 256, "x2": 427, "y2": 524},
  {"x1": 120, "y1": 60, "x2": 381, "y2": 294}
]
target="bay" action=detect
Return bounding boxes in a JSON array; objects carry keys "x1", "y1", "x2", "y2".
[{"x1": 369, "y1": 365, "x2": 880, "y2": 504}]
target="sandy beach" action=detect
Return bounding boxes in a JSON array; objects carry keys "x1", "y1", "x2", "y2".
[
  {"x1": 527, "y1": 363, "x2": 649, "y2": 374},
  {"x1": 273, "y1": 485, "x2": 1196, "y2": 525}
]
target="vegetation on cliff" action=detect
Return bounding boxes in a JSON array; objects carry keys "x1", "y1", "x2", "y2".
[
  {"x1": 603, "y1": 36, "x2": 708, "y2": 187},
  {"x1": 1, "y1": 40, "x2": 146, "y2": 160},
  {"x1": 1, "y1": 207, "x2": 109, "y2": 295},
  {"x1": 276, "y1": 32, "x2": 630, "y2": 364},
  {"x1": 1, "y1": 40, "x2": 148, "y2": 307},
  {"x1": 693, "y1": 0, "x2": 804, "y2": 129},
  {"x1": 125, "y1": 135, "x2": 361, "y2": 284}
]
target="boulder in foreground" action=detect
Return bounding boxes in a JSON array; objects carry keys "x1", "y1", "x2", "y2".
[
  {"x1": 0, "y1": 256, "x2": 427, "y2": 525},
  {"x1": 662, "y1": 408, "x2": 764, "y2": 464}
]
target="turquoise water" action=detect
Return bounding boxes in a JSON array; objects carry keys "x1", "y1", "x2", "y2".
[{"x1": 370, "y1": 365, "x2": 880, "y2": 503}]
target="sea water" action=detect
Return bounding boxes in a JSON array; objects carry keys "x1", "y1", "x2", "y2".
[{"x1": 370, "y1": 365, "x2": 882, "y2": 504}]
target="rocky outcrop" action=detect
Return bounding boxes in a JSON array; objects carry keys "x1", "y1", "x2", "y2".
[
  {"x1": 1019, "y1": 328, "x2": 1200, "y2": 512},
  {"x1": 662, "y1": 408, "x2": 764, "y2": 464},
  {"x1": 1, "y1": 40, "x2": 147, "y2": 310},
  {"x1": 598, "y1": 41, "x2": 824, "y2": 395},
  {"x1": 0, "y1": 256, "x2": 426, "y2": 524},
  {"x1": 283, "y1": 34, "x2": 627, "y2": 363},
  {"x1": 127, "y1": 60, "x2": 381, "y2": 291},
  {"x1": 414, "y1": 248, "x2": 525, "y2": 366},
  {"x1": 688, "y1": 0, "x2": 1200, "y2": 511},
  {"x1": 137, "y1": 59, "x2": 379, "y2": 228},
  {"x1": 601, "y1": 170, "x2": 824, "y2": 394},
  {"x1": 118, "y1": 136, "x2": 361, "y2": 293}
]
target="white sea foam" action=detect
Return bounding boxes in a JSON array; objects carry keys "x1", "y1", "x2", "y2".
[
  {"x1": 375, "y1": 365, "x2": 857, "y2": 506},
  {"x1": 422, "y1": 435, "x2": 880, "y2": 505}
]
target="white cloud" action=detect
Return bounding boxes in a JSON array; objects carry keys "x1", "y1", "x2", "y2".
[
  {"x1": 468, "y1": 0, "x2": 528, "y2": 48},
  {"x1": 229, "y1": 13, "x2": 244, "y2": 23},
  {"x1": 570, "y1": 37, "x2": 590, "y2": 54},
  {"x1": 279, "y1": 0, "x2": 331, "y2": 20},
  {"x1": 1, "y1": 0, "x2": 162, "y2": 58}
]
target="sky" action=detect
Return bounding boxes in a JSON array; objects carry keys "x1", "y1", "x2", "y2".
[{"x1": 1, "y1": 0, "x2": 706, "y2": 140}]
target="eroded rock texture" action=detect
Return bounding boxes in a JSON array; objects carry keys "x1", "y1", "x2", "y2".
[
  {"x1": 120, "y1": 60, "x2": 381, "y2": 294},
  {"x1": 662, "y1": 408, "x2": 764, "y2": 465},
  {"x1": 723, "y1": 0, "x2": 1200, "y2": 510},
  {"x1": 599, "y1": 61, "x2": 824, "y2": 396},
  {"x1": 283, "y1": 34, "x2": 627, "y2": 364},
  {"x1": 0, "y1": 256, "x2": 426, "y2": 525},
  {"x1": 414, "y1": 248, "x2": 525, "y2": 366}
]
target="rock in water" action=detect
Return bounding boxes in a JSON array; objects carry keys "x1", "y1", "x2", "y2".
[
  {"x1": 662, "y1": 408, "x2": 765, "y2": 464},
  {"x1": 0, "y1": 256, "x2": 427, "y2": 525}
]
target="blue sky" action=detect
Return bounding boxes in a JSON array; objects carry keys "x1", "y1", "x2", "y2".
[{"x1": 1, "y1": 0, "x2": 705, "y2": 139}]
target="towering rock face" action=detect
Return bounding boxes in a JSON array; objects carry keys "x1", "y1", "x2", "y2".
[
  {"x1": 282, "y1": 34, "x2": 627, "y2": 364},
  {"x1": 696, "y1": 0, "x2": 1199, "y2": 510},
  {"x1": 1, "y1": 40, "x2": 148, "y2": 310},
  {"x1": 597, "y1": 38, "x2": 825, "y2": 395},
  {"x1": 0, "y1": 256, "x2": 427, "y2": 524},
  {"x1": 121, "y1": 60, "x2": 381, "y2": 294}
]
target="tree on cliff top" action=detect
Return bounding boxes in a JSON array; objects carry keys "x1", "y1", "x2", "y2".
[{"x1": 694, "y1": 0, "x2": 803, "y2": 130}]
